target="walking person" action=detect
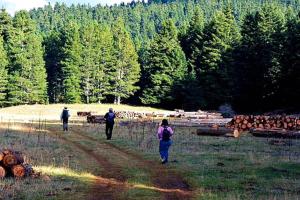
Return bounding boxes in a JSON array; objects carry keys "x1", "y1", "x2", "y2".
[
  {"x1": 104, "y1": 108, "x2": 116, "y2": 140},
  {"x1": 60, "y1": 107, "x2": 70, "y2": 131},
  {"x1": 157, "y1": 119, "x2": 173, "y2": 164}
]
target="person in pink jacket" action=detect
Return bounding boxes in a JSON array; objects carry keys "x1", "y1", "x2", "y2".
[{"x1": 157, "y1": 119, "x2": 173, "y2": 164}]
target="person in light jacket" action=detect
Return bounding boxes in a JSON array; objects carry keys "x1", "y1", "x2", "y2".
[{"x1": 157, "y1": 119, "x2": 173, "y2": 164}]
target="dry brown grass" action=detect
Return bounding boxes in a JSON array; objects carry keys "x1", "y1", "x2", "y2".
[{"x1": 0, "y1": 104, "x2": 168, "y2": 122}]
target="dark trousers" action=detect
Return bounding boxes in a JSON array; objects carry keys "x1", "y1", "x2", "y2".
[
  {"x1": 62, "y1": 118, "x2": 69, "y2": 131},
  {"x1": 159, "y1": 140, "x2": 172, "y2": 162},
  {"x1": 105, "y1": 123, "x2": 114, "y2": 140}
]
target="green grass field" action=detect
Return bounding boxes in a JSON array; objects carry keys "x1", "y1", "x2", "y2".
[{"x1": 0, "y1": 105, "x2": 299, "y2": 199}]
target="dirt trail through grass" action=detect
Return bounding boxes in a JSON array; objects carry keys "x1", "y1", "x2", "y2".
[{"x1": 46, "y1": 126, "x2": 193, "y2": 200}]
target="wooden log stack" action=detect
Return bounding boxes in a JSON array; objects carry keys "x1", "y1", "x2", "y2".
[
  {"x1": 227, "y1": 115, "x2": 300, "y2": 132},
  {"x1": 0, "y1": 149, "x2": 33, "y2": 178}
]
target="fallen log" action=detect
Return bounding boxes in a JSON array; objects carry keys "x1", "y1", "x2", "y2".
[
  {"x1": 196, "y1": 127, "x2": 233, "y2": 136},
  {"x1": 250, "y1": 129, "x2": 300, "y2": 139},
  {"x1": 77, "y1": 112, "x2": 91, "y2": 117}
]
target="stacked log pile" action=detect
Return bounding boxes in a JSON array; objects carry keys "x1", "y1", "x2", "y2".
[
  {"x1": 227, "y1": 115, "x2": 300, "y2": 131},
  {"x1": 0, "y1": 149, "x2": 33, "y2": 178},
  {"x1": 226, "y1": 115, "x2": 300, "y2": 138}
]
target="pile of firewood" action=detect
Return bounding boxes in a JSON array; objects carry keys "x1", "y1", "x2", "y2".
[
  {"x1": 226, "y1": 115, "x2": 300, "y2": 132},
  {"x1": 0, "y1": 149, "x2": 33, "y2": 178}
]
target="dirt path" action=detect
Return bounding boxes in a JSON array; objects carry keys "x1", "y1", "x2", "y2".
[
  {"x1": 71, "y1": 129, "x2": 193, "y2": 200},
  {"x1": 47, "y1": 126, "x2": 194, "y2": 200}
]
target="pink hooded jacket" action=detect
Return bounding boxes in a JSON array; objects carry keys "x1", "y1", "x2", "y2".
[{"x1": 157, "y1": 126, "x2": 174, "y2": 140}]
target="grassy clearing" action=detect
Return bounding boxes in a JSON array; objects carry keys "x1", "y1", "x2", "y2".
[
  {"x1": 76, "y1": 122, "x2": 300, "y2": 200},
  {"x1": 1, "y1": 104, "x2": 300, "y2": 199},
  {"x1": 0, "y1": 122, "x2": 101, "y2": 200},
  {"x1": 0, "y1": 104, "x2": 167, "y2": 121}
]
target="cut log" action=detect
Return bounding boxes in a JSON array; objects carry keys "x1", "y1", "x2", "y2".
[
  {"x1": 0, "y1": 152, "x2": 4, "y2": 161},
  {"x1": 233, "y1": 129, "x2": 240, "y2": 138},
  {"x1": 250, "y1": 129, "x2": 300, "y2": 139},
  {"x1": 196, "y1": 127, "x2": 232, "y2": 136},
  {"x1": 3, "y1": 154, "x2": 18, "y2": 167},
  {"x1": 0, "y1": 166, "x2": 6, "y2": 178},
  {"x1": 12, "y1": 165, "x2": 26, "y2": 178}
]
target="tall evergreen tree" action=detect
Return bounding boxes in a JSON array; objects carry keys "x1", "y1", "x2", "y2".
[
  {"x1": 109, "y1": 18, "x2": 140, "y2": 105},
  {"x1": 93, "y1": 25, "x2": 115, "y2": 103},
  {"x1": 44, "y1": 31, "x2": 64, "y2": 103},
  {"x1": 0, "y1": 9, "x2": 12, "y2": 44},
  {"x1": 197, "y1": 7, "x2": 241, "y2": 108},
  {"x1": 7, "y1": 11, "x2": 47, "y2": 105},
  {"x1": 80, "y1": 22, "x2": 115, "y2": 103},
  {"x1": 281, "y1": 11, "x2": 300, "y2": 108},
  {"x1": 181, "y1": 7, "x2": 204, "y2": 74},
  {"x1": 0, "y1": 36, "x2": 8, "y2": 106},
  {"x1": 234, "y1": 4, "x2": 285, "y2": 111},
  {"x1": 60, "y1": 22, "x2": 82, "y2": 103},
  {"x1": 141, "y1": 19, "x2": 187, "y2": 105}
]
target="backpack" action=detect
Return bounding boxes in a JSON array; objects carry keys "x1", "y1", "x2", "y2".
[
  {"x1": 162, "y1": 126, "x2": 171, "y2": 141},
  {"x1": 62, "y1": 110, "x2": 69, "y2": 119},
  {"x1": 107, "y1": 112, "x2": 115, "y2": 123}
]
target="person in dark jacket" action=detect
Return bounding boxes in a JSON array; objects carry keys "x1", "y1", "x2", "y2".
[
  {"x1": 60, "y1": 107, "x2": 70, "y2": 131},
  {"x1": 104, "y1": 108, "x2": 116, "y2": 140}
]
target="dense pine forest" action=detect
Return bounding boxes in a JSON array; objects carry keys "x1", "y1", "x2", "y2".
[{"x1": 0, "y1": 0, "x2": 300, "y2": 112}]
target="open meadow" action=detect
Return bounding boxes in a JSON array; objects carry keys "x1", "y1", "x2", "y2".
[{"x1": 0, "y1": 105, "x2": 300, "y2": 200}]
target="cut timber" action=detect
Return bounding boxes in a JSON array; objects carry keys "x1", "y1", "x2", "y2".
[
  {"x1": 250, "y1": 129, "x2": 300, "y2": 139},
  {"x1": 12, "y1": 165, "x2": 26, "y2": 178},
  {"x1": 3, "y1": 154, "x2": 18, "y2": 167},
  {"x1": 196, "y1": 127, "x2": 232, "y2": 136},
  {"x1": 233, "y1": 129, "x2": 240, "y2": 138},
  {"x1": 0, "y1": 166, "x2": 6, "y2": 178},
  {"x1": 0, "y1": 152, "x2": 4, "y2": 161}
]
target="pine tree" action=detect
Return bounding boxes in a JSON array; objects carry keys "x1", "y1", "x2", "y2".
[
  {"x1": 80, "y1": 22, "x2": 114, "y2": 103},
  {"x1": 281, "y1": 11, "x2": 300, "y2": 108},
  {"x1": 234, "y1": 4, "x2": 285, "y2": 111},
  {"x1": 7, "y1": 11, "x2": 48, "y2": 105},
  {"x1": 0, "y1": 9, "x2": 12, "y2": 44},
  {"x1": 60, "y1": 22, "x2": 82, "y2": 103},
  {"x1": 197, "y1": 8, "x2": 240, "y2": 108},
  {"x1": 44, "y1": 31, "x2": 64, "y2": 103},
  {"x1": 181, "y1": 7, "x2": 204, "y2": 74},
  {"x1": 141, "y1": 19, "x2": 187, "y2": 105},
  {"x1": 93, "y1": 25, "x2": 115, "y2": 103},
  {"x1": 110, "y1": 18, "x2": 140, "y2": 105},
  {"x1": 0, "y1": 36, "x2": 8, "y2": 106}
]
